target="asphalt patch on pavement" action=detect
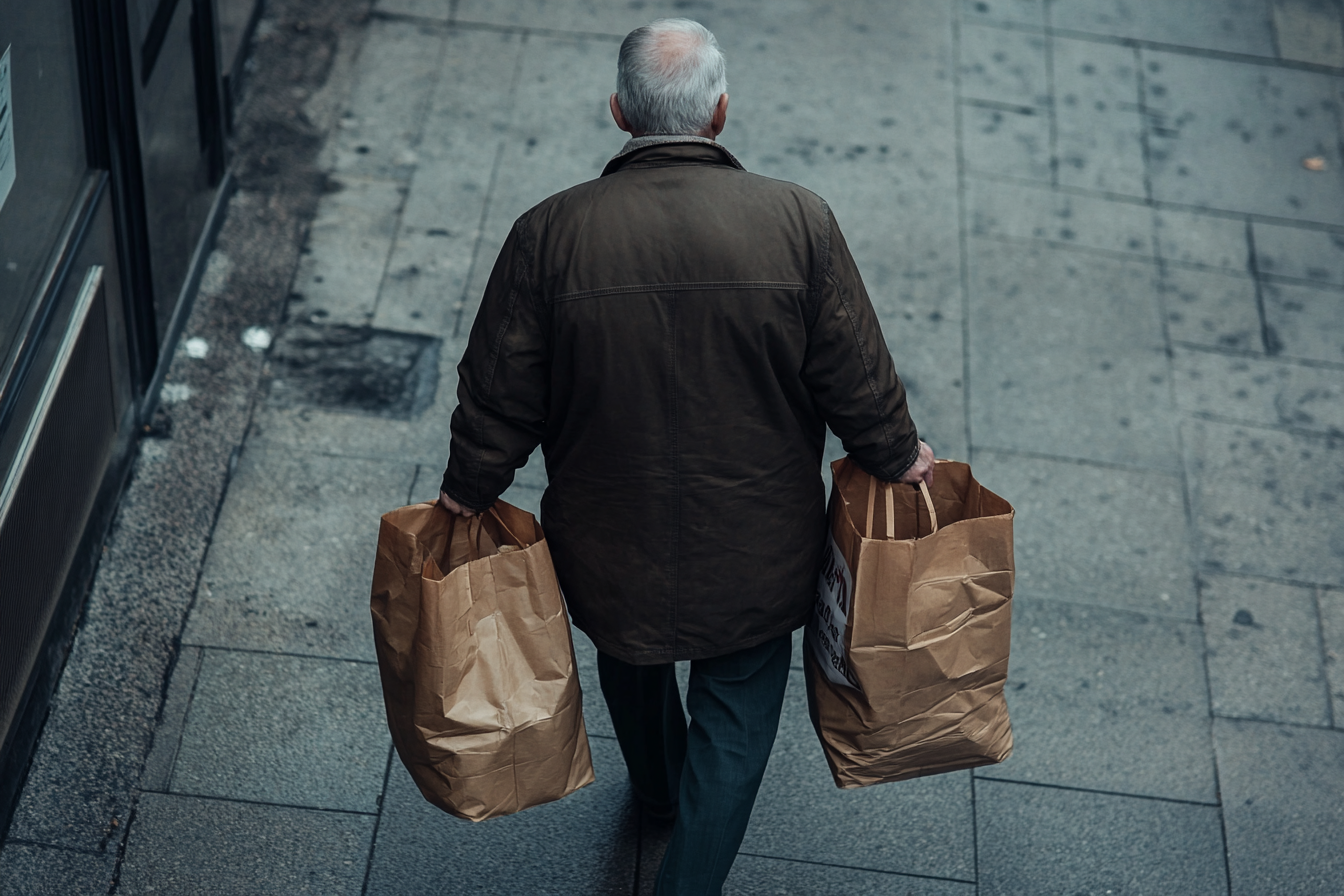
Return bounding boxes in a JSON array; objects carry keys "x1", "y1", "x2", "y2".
[{"x1": 266, "y1": 324, "x2": 440, "y2": 419}]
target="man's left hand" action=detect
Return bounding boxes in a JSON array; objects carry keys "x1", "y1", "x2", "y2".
[
  {"x1": 439, "y1": 490, "x2": 479, "y2": 518},
  {"x1": 896, "y1": 440, "x2": 935, "y2": 487}
]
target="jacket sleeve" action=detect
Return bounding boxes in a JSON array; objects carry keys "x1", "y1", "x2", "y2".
[
  {"x1": 440, "y1": 218, "x2": 548, "y2": 511},
  {"x1": 801, "y1": 206, "x2": 921, "y2": 481}
]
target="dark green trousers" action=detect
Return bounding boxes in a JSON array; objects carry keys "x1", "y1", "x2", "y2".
[{"x1": 597, "y1": 633, "x2": 793, "y2": 895}]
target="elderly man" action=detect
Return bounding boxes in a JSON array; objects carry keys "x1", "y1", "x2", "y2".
[{"x1": 439, "y1": 17, "x2": 933, "y2": 894}]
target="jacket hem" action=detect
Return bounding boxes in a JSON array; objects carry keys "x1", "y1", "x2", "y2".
[{"x1": 574, "y1": 609, "x2": 811, "y2": 666}]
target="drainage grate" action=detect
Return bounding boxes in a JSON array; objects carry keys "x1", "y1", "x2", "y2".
[{"x1": 266, "y1": 324, "x2": 440, "y2": 419}]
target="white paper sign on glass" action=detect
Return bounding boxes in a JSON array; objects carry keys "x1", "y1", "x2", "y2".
[
  {"x1": 0, "y1": 47, "x2": 13, "y2": 215},
  {"x1": 808, "y1": 534, "x2": 861, "y2": 690}
]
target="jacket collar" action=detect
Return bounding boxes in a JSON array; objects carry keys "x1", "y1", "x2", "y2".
[{"x1": 601, "y1": 136, "x2": 746, "y2": 177}]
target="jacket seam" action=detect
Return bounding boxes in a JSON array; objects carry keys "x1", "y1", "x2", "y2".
[
  {"x1": 805, "y1": 201, "x2": 833, "y2": 331},
  {"x1": 551, "y1": 280, "x2": 807, "y2": 304},
  {"x1": 469, "y1": 217, "x2": 532, "y2": 504},
  {"x1": 825, "y1": 265, "x2": 897, "y2": 467}
]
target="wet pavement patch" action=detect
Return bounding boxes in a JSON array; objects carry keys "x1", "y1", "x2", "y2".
[{"x1": 266, "y1": 324, "x2": 439, "y2": 419}]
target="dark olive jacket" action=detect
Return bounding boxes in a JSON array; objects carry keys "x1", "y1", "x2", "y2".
[{"x1": 441, "y1": 139, "x2": 920, "y2": 664}]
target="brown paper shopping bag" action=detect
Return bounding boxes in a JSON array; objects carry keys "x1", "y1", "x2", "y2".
[
  {"x1": 370, "y1": 500, "x2": 594, "y2": 821},
  {"x1": 806, "y1": 457, "x2": 1015, "y2": 788}
]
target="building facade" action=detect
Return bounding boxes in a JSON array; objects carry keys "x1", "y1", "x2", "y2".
[{"x1": 0, "y1": 0, "x2": 258, "y2": 827}]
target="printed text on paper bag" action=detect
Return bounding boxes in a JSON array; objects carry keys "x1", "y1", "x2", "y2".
[{"x1": 809, "y1": 535, "x2": 860, "y2": 690}]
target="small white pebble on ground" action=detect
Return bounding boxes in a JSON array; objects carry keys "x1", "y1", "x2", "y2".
[
  {"x1": 160, "y1": 383, "x2": 192, "y2": 403},
  {"x1": 183, "y1": 337, "x2": 209, "y2": 358},
  {"x1": 241, "y1": 326, "x2": 272, "y2": 352}
]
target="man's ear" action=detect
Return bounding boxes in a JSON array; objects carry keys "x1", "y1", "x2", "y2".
[
  {"x1": 707, "y1": 93, "x2": 729, "y2": 139},
  {"x1": 610, "y1": 94, "x2": 634, "y2": 134}
]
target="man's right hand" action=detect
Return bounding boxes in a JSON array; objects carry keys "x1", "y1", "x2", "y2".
[{"x1": 896, "y1": 440, "x2": 935, "y2": 487}]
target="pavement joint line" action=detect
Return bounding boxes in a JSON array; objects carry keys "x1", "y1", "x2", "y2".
[
  {"x1": 957, "y1": 97, "x2": 1043, "y2": 116},
  {"x1": 966, "y1": 169, "x2": 1344, "y2": 235},
  {"x1": 189, "y1": 644, "x2": 381, "y2": 667},
  {"x1": 136, "y1": 788, "x2": 380, "y2": 817},
  {"x1": 1257, "y1": 272, "x2": 1344, "y2": 293},
  {"x1": 733, "y1": 851, "x2": 977, "y2": 885},
  {"x1": 972, "y1": 775, "x2": 1222, "y2": 808},
  {"x1": 1246, "y1": 221, "x2": 1277, "y2": 356},
  {"x1": 367, "y1": 24, "x2": 449, "y2": 328},
  {"x1": 964, "y1": 16, "x2": 1344, "y2": 77},
  {"x1": 1043, "y1": 0, "x2": 1060, "y2": 190},
  {"x1": 968, "y1": 232, "x2": 1157, "y2": 266},
  {"x1": 1171, "y1": 340, "x2": 1344, "y2": 372},
  {"x1": 359, "y1": 744, "x2": 396, "y2": 896},
  {"x1": 1183, "y1": 410, "x2": 1344, "y2": 442},
  {"x1": 951, "y1": 6, "x2": 975, "y2": 469},
  {"x1": 369, "y1": 9, "x2": 625, "y2": 43},
  {"x1": 1135, "y1": 44, "x2": 1156, "y2": 205},
  {"x1": 150, "y1": 645, "x2": 204, "y2": 796},
  {"x1": 1198, "y1": 568, "x2": 1344, "y2": 594},
  {"x1": 1012, "y1": 591, "x2": 1201, "y2": 626},
  {"x1": 1209, "y1": 711, "x2": 1340, "y2": 732},
  {"x1": 238, "y1": 441, "x2": 447, "y2": 469},
  {"x1": 1312, "y1": 585, "x2": 1339, "y2": 729},
  {"x1": 970, "y1": 444, "x2": 1180, "y2": 476},
  {"x1": 2, "y1": 837, "x2": 105, "y2": 857}
]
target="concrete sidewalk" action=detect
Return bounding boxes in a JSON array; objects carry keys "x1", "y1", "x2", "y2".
[{"x1": 5, "y1": 0, "x2": 1344, "y2": 893}]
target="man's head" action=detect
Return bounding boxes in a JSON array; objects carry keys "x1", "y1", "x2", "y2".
[{"x1": 611, "y1": 19, "x2": 728, "y2": 139}]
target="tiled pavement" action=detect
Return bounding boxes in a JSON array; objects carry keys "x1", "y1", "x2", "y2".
[{"x1": 4, "y1": 1, "x2": 1344, "y2": 893}]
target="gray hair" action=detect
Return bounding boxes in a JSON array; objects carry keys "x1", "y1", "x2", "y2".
[{"x1": 616, "y1": 19, "x2": 727, "y2": 136}]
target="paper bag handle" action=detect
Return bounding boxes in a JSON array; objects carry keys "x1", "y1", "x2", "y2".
[
  {"x1": 918, "y1": 480, "x2": 938, "y2": 535},
  {"x1": 485, "y1": 505, "x2": 531, "y2": 547}
]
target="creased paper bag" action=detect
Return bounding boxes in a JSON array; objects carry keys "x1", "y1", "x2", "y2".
[
  {"x1": 805, "y1": 458, "x2": 1015, "y2": 788},
  {"x1": 370, "y1": 500, "x2": 594, "y2": 821}
]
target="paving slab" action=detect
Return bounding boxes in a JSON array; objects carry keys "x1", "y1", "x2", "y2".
[
  {"x1": 1161, "y1": 266, "x2": 1263, "y2": 352},
  {"x1": 1143, "y1": 49, "x2": 1344, "y2": 226},
  {"x1": 967, "y1": 240, "x2": 1178, "y2": 470},
  {"x1": 958, "y1": 22, "x2": 1050, "y2": 108},
  {"x1": 1051, "y1": 0, "x2": 1277, "y2": 57},
  {"x1": 1270, "y1": 0, "x2": 1344, "y2": 67},
  {"x1": 1186, "y1": 419, "x2": 1344, "y2": 585},
  {"x1": 977, "y1": 596, "x2": 1217, "y2": 802},
  {"x1": 117, "y1": 792, "x2": 374, "y2": 896},
  {"x1": 182, "y1": 447, "x2": 415, "y2": 661},
  {"x1": 1155, "y1": 207, "x2": 1250, "y2": 274},
  {"x1": 725, "y1": 855, "x2": 975, "y2": 896},
  {"x1": 1214, "y1": 718, "x2": 1344, "y2": 896},
  {"x1": 1202, "y1": 573, "x2": 1331, "y2": 725},
  {"x1": 375, "y1": 0, "x2": 450, "y2": 21},
  {"x1": 289, "y1": 175, "x2": 404, "y2": 327},
  {"x1": 1053, "y1": 36, "x2": 1146, "y2": 197},
  {"x1": 959, "y1": 0, "x2": 1045, "y2": 28},
  {"x1": 169, "y1": 649, "x2": 389, "y2": 812},
  {"x1": 960, "y1": 102, "x2": 1053, "y2": 181},
  {"x1": 1173, "y1": 345, "x2": 1344, "y2": 433},
  {"x1": 740, "y1": 669, "x2": 977, "y2": 882},
  {"x1": 1261, "y1": 279, "x2": 1344, "y2": 364},
  {"x1": 0, "y1": 843, "x2": 115, "y2": 896},
  {"x1": 975, "y1": 779, "x2": 1228, "y2": 896},
  {"x1": 1318, "y1": 587, "x2": 1344, "y2": 726},
  {"x1": 364, "y1": 737, "x2": 637, "y2": 895},
  {"x1": 250, "y1": 326, "x2": 465, "y2": 466},
  {"x1": 972, "y1": 451, "x2": 1197, "y2": 618},
  {"x1": 966, "y1": 176, "x2": 1154, "y2": 257},
  {"x1": 142, "y1": 646, "x2": 204, "y2": 792},
  {"x1": 1253, "y1": 220, "x2": 1344, "y2": 287},
  {"x1": 317, "y1": 17, "x2": 445, "y2": 180},
  {"x1": 373, "y1": 27, "x2": 523, "y2": 336}
]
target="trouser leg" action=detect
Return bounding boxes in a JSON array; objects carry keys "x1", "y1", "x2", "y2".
[
  {"x1": 596, "y1": 651, "x2": 687, "y2": 811},
  {"x1": 654, "y1": 632, "x2": 793, "y2": 896}
]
